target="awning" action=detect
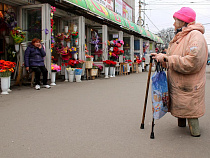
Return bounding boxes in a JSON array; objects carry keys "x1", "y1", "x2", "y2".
[
  {"x1": 64, "y1": 0, "x2": 88, "y2": 9},
  {"x1": 63, "y1": 0, "x2": 163, "y2": 43}
]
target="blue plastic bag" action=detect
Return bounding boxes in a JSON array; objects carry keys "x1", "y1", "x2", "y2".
[
  {"x1": 75, "y1": 69, "x2": 83, "y2": 75},
  {"x1": 151, "y1": 71, "x2": 169, "y2": 120}
]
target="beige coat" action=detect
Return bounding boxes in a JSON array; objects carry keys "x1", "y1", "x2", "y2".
[{"x1": 167, "y1": 22, "x2": 208, "y2": 118}]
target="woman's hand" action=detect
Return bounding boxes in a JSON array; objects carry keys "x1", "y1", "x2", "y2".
[{"x1": 151, "y1": 53, "x2": 168, "y2": 63}]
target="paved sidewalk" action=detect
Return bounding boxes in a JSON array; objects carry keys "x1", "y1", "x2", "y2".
[{"x1": 1, "y1": 66, "x2": 210, "y2": 158}]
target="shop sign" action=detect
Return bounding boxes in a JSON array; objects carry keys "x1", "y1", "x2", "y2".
[
  {"x1": 64, "y1": 0, "x2": 88, "y2": 9},
  {"x1": 95, "y1": 0, "x2": 114, "y2": 11},
  {"x1": 85, "y1": 0, "x2": 109, "y2": 19},
  {"x1": 122, "y1": 1, "x2": 132, "y2": 21},
  {"x1": 114, "y1": 0, "x2": 122, "y2": 16}
]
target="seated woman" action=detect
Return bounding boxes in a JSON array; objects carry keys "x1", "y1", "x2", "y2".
[{"x1": 24, "y1": 38, "x2": 51, "y2": 90}]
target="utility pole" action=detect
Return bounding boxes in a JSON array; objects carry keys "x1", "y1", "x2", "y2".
[
  {"x1": 138, "y1": 0, "x2": 142, "y2": 26},
  {"x1": 138, "y1": 0, "x2": 146, "y2": 27}
]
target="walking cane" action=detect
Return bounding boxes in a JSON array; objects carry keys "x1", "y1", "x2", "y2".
[
  {"x1": 140, "y1": 55, "x2": 153, "y2": 129},
  {"x1": 150, "y1": 62, "x2": 161, "y2": 139}
]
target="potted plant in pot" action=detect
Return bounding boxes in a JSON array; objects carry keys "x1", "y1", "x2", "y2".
[{"x1": 51, "y1": 63, "x2": 61, "y2": 86}]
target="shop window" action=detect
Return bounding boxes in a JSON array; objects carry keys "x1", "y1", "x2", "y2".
[
  {"x1": 134, "y1": 40, "x2": 140, "y2": 50},
  {"x1": 22, "y1": 8, "x2": 42, "y2": 41},
  {"x1": 90, "y1": 28, "x2": 102, "y2": 62},
  {"x1": 123, "y1": 37, "x2": 130, "y2": 60}
]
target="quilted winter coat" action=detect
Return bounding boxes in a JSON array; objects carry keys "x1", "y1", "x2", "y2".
[
  {"x1": 24, "y1": 43, "x2": 46, "y2": 67},
  {"x1": 167, "y1": 22, "x2": 208, "y2": 118}
]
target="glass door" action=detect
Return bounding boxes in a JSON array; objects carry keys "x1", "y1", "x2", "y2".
[{"x1": 19, "y1": 4, "x2": 51, "y2": 77}]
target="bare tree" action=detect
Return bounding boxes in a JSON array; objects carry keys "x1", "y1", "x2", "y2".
[{"x1": 157, "y1": 27, "x2": 174, "y2": 49}]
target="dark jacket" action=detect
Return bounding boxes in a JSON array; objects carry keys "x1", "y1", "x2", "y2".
[{"x1": 24, "y1": 43, "x2": 46, "y2": 67}]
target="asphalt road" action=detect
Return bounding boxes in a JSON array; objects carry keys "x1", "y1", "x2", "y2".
[{"x1": 1, "y1": 66, "x2": 210, "y2": 158}]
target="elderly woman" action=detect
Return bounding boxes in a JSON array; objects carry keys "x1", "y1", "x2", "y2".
[
  {"x1": 24, "y1": 38, "x2": 51, "y2": 90},
  {"x1": 151, "y1": 7, "x2": 208, "y2": 137}
]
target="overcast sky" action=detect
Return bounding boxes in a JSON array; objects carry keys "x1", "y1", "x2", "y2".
[{"x1": 135, "y1": 0, "x2": 210, "y2": 49}]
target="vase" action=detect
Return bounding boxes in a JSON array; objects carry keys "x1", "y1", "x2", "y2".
[
  {"x1": 65, "y1": 69, "x2": 68, "y2": 81},
  {"x1": 109, "y1": 67, "x2": 114, "y2": 77},
  {"x1": 50, "y1": 72, "x2": 56, "y2": 86},
  {"x1": 8, "y1": 76, "x2": 12, "y2": 92},
  {"x1": 74, "y1": 53, "x2": 77, "y2": 60},
  {"x1": 142, "y1": 62, "x2": 145, "y2": 71},
  {"x1": 15, "y1": 44, "x2": 19, "y2": 52},
  {"x1": 68, "y1": 70, "x2": 75, "y2": 82},
  {"x1": 67, "y1": 41, "x2": 70, "y2": 47},
  {"x1": 138, "y1": 66, "x2": 142, "y2": 73},
  {"x1": 5, "y1": 36, "x2": 10, "y2": 44},
  {"x1": 127, "y1": 63, "x2": 130, "y2": 72},
  {"x1": 113, "y1": 67, "x2": 116, "y2": 77},
  {"x1": 75, "y1": 75, "x2": 81, "y2": 82},
  {"x1": 21, "y1": 43, "x2": 27, "y2": 51},
  {"x1": 64, "y1": 26, "x2": 68, "y2": 33},
  {"x1": 1, "y1": 77, "x2": 9, "y2": 95},
  {"x1": 104, "y1": 67, "x2": 109, "y2": 79},
  {"x1": 151, "y1": 66, "x2": 156, "y2": 72},
  {"x1": 61, "y1": 40, "x2": 64, "y2": 45},
  {"x1": 75, "y1": 38, "x2": 78, "y2": 46},
  {"x1": 119, "y1": 55, "x2": 123, "y2": 63}
]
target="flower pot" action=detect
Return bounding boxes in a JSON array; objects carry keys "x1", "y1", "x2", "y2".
[
  {"x1": 50, "y1": 72, "x2": 56, "y2": 86},
  {"x1": 127, "y1": 63, "x2": 130, "y2": 72},
  {"x1": 113, "y1": 67, "x2": 116, "y2": 77},
  {"x1": 142, "y1": 62, "x2": 145, "y2": 71},
  {"x1": 8, "y1": 76, "x2": 12, "y2": 92},
  {"x1": 138, "y1": 66, "x2": 142, "y2": 73},
  {"x1": 74, "y1": 53, "x2": 77, "y2": 60},
  {"x1": 65, "y1": 26, "x2": 68, "y2": 33},
  {"x1": 73, "y1": 25, "x2": 77, "y2": 32},
  {"x1": 1, "y1": 77, "x2": 9, "y2": 95},
  {"x1": 105, "y1": 67, "x2": 109, "y2": 79},
  {"x1": 65, "y1": 69, "x2": 68, "y2": 81},
  {"x1": 15, "y1": 44, "x2": 19, "y2": 52},
  {"x1": 75, "y1": 75, "x2": 81, "y2": 82},
  {"x1": 109, "y1": 67, "x2": 114, "y2": 77},
  {"x1": 67, "y1": 41, "x2": 70, "y2": 47},
  {"x1": 75, "y1": 38, "x2": 78, "y2": 46},
  {"x1": 67, "y1": 69, "x2": 75, "y2": 82},
  {"x1": 5, "y1": 36, "x2": 10, "y2": 44},
  {"x1": 61, "y1": 40, "x2": 64, "y2": 45},
  {"x1": 119, "y1": 55, "x2": 123, "y2": 63},
  {"x1": 21, "y1": 43, "x2": 27, "y2": 51}
]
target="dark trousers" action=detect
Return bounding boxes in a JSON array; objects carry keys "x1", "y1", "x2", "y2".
[{"x1": 30, "y1": 66, "x2": 48, "y2": 85}]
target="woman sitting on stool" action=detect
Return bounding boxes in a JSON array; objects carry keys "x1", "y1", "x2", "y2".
[{"x1": 24, "y1": 38, "x2": 51, "y2": 90}]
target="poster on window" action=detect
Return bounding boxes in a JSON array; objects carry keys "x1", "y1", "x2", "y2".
[
  {"x1": 122, "y1": 1, "x2": 132, "y2": 21},
  {"x1": 115, "y1": 0, "x2": 122, "y2": 16},
  {"x1": 95, "y1": 0, "x2": 114, "y2": 11}
]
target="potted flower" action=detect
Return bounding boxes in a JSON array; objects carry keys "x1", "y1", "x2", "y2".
[
  {"x1": 56, "y1": 33, "x2": 64, "y2": 44},
  {"x1": 71, "y1": 31, "x2": 78, "y2": 39},
  {"x1": 136, "y1": 59, "x2": 142, "y2": 72},
  {"x1": 66, "y1": 67, "x2": 75, "y2": 82},
  {"x1": 0, "y1": 60, "x2": 16, "y2": 94},
  {"x1": 50, "y1": 63, "x2": 61, "y2": 86},
  {"x1": 10, "y1": 27, "x2": 26, "y2": 52},
  {"x1": 110, "y1": 61, "x2": 117, "y2": 77},
  {"x1": 91, "y1": 64, "x2": 98, "y2": 79},
  {"x1": 103, "y1": 60, "x2": 111, "y2": 79},
  {"x1": 64, "y1": 33, "x2": 71, "y2": 47}
]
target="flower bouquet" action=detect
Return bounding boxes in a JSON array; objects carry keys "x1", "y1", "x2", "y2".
[
  {"x1": 10, "y1": 27, "x2": 26, "y2": 44},
  {"x1": 69, "y1": 47, "x2": 77, "y2": 54},
  {"x1": 71, "y1": 31, "x2": 78, "y2": 39},
  {"x1": 110, "y1": 61, "x2": 117, "y2": 67},
  {"x1": 136, "y1": 59, "x2": 142, "y2": 65},
  {"x1": 0, "y1": 60, "x2": 16, "y2": 77},
  {"x1": 64, "y1": 34, "x2": 71, "y2": 42},
  {"x1": 51, "y1": 63, "x2": 61, "y2": 72},
  {"x1": 103, "y1": 60, "x2": 111, "y2": 67},
  {"x1": 56, "y1": 33, "x2": 64, "y2": 41},
  {"x1": 85, "y1": 54, "x2": 93, "y2": 61}
]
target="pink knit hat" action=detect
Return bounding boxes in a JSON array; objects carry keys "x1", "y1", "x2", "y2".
[{"x1": 173, "y1": 7, "x2": 196, "y2": 23}]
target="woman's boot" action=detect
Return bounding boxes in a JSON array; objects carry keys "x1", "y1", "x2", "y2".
[
  {"x1": 178, "y1": 118, "x2": 186, "y2": 127},
  {"x1": 187, "y1": 118, "x2": 200, "y2": 137}
]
